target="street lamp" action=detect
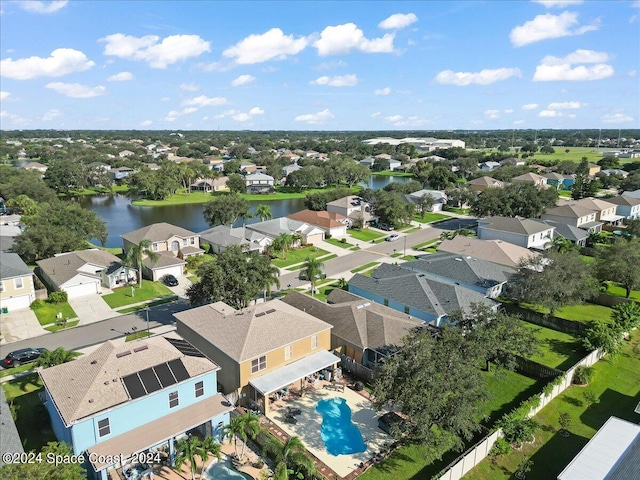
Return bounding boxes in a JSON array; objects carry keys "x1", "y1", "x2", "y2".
[
  {"x1": 145, "y1": 306, "x2": 150, "y2": 338},
  {"x1": 403, "y1": 236, "x2": 407, "y2": 257}
]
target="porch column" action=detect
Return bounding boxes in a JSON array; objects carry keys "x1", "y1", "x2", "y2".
[
  {"x1": 263, "y1": 394, "x2": 270, "y2": 416},
  {"x1": 99, "y1": 469, "x2": 108, "y2": 480},
  {"x1": 168, "y1": 437, "x2": 175, "y2": 466}
]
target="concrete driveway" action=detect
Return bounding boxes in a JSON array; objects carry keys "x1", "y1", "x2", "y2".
[
  {"x1": 0, "y1": 308, "x2": 49, "y2": 345},
  {"x1": 68, "y1": 294, "x2": 119, "y2": 325},
  {"x1": 164, "y1": 276, "x2": 192, "y2": 299}
]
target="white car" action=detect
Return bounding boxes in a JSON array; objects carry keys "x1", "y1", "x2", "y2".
[{"x1": 385, "y1": 234, "x2": 400, "y2": 242}]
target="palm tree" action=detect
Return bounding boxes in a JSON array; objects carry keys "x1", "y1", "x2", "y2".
[
  {"x1": 302, "y1": 257, "x2": 324, "y2": 297},
  {"x1": 174, "y1": 435, "x2": 204, "y2": 480},
  {"x1": 199, "y1": 436, "x2": 222, "y2": 478},
  {"x1": 239, "y1": 413, "x2": 260, "y2": 460},
  {"x1": 254, "y1": 204, "x2": 272, "y2": 222},
  {"x1": 545, "y1": 235, "x2": 577, "y2": 253},
  {"x1": 264, "y1": 436, "x2": 315, "y2": 480},
  {"x1": 126, "y1": 239, "x2": 158, "y2": 287},
  {"x1": 274, "y1": 233, "x2": 293, "y2": 260},
  {"x1": 35, "y1": 347, "x2": 80, "y2": 369},
  {"x1": 222, "y1": 415, "x2": 245, "y2": 459}
]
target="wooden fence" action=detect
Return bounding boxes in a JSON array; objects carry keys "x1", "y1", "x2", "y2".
[
  {"x1": 500, "y1": 303, "x2": 588, "y2": 334},
  {"x1": 340, "y1": 355, "x2": 377, "y2": 382},
  {"x1": 590, "y1": 292, "x2": 640, "y2": 308},
  {"x1": 515, "y1": 356, "x2": 563, "y2": 379}
]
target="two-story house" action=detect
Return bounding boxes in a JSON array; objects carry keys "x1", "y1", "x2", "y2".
[
  {"x1": 326, "y1": 196, "x2": 375, "y2": 228},
  {"x1": 122, "y1": 223, "x2": 203, "y2": 281},
  {"x1": 468, "y1": 176, "x2": 504, "y2": 192},
  {"x1": 477, "y1": 216, "x2": 555, "y2": 250},
  {"x1": 541, "y1": 205, "x2": 603, "y2": 233},
  {"x1": 40, "y1": 336, "x2": 233, "y2": 480},
  {"x1": 1, "y1": 253, "x2": 36, "y2": 311},
  {"x1": 605, "y1": 195, "x2": 640, "y2": 220},
  {"x1": 245, "y1": 172, "x2": 274, "y2": 194},
  {"x1": 511, "y1": 172, "x2": 548, "y2": 188},
  {"x1": 572, "y1": 198, "x2": 624, "y2": 226},
  {"x1": 175, "y1": 300, "x2": 335, "y2": 415},
  {"x1": 438, "y1": 235, "x2": 539, "y2": 268}
]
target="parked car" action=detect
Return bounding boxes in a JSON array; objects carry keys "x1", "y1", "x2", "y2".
[
  {"x1": 378, "y1": 223, "x2": 395, "y2": 231},
  {"x1": 299, "y1": 271, "x2": 327, "y2": 281},
  {"x1": 4, "y1": 348, "x2": 47, "y2": 368},
  {"x1": 385, "y1": 234, "x2": 400, "y2": 242},
  {"x1": 161, "y1": 274, "x2": 179, "y2": 287}
]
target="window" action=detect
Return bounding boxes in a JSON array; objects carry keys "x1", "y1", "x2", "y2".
[
  {"x1": 0, "y1": 281, "x2": 4, "y2": 293},
  {"x1": 404, "y1": 306, "x2": 410, "y2": 314},
  {"x1": 311, "y1": 335, "x2": 318, "y2": 350},
  {"x1": 152, "y1": 243, "x2": 158, "y2": 252},
  {"x1": 170, "y1": 240, "x2": 180, "y2": 251},
  {"x1": 169, "y1": 391, "x2": 179, "y2": 408},
  {"x1": 384, "y1": 298, "x2": 389, "y2": 307},
  {"x1": 285, "y1": 344, "x2": 293, "y2": 361},
  {"x1": 195, "y1": 381, "x2": 204, "y2": 398},
  {"x1": 251, "y1": 356, "x2": 267, "y2": 374},
  {"x1": 190, "y1": 237, "x2": 195, "y2": 245},
  {"x1": 13, "y1": 277, "x2": 24, "y2": 289},
  {"x1": 98, "y1": 418, "x2": 110, "y2": 437}
]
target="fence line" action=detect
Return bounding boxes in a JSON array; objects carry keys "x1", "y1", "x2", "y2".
[
  {"x1": 500, "y1": 303, "x2": 587, "y2": 334},
  {"x1": 590, "y1": 292, "x2": 640, "y2": 308},
  {"x1": 340, "y1": 355, "x2": 376, "y2": 382},
  {"x1": 515, "y1": 356, "x2": 563, "y2": 379}
]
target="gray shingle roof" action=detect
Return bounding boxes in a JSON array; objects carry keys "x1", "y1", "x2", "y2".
[
  {"x1": 36, "y1": 249, "x2": 122, "y2": 286},
  {"x1": 0, "y1": 388, "x2": 24, "y2": 461},
  {"x1": 542, "y1": 220, "x2": 589, "y2": 242},
  {"x1": 122, "y1": 222, "x2": 198, "y2": 245},
  {"x1": 605, "y1": 195, "x2": 640, "y2": 207},
  {"x1": 0, "y1": 252, "x2": 32, "y2": 280},
  {"x1": 245, "y1": 218, "x2": 306, "y2": 238},
  {"x1": 174, "y1": 300, "x2": 332, "y2": 363},
  {"x1": 142, "y1": 251, "x2": 186, "y2": 270},
  {"x1": 543, "y1": 204, "x2": 595, "y2": 218},
  {"x1": 479, "y1": 216, "x2": 551, "y2": 235}
]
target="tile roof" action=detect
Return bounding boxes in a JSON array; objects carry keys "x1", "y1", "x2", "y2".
[
  {"x1": 174, "y1": 300, "x2": 332, "y2": 362},
  {"x1": 36, "y1": 249, "x2": 122, "y2": 286},
  {"x1": 438, "y1": 236, "x2": 538, "y2": 268},
  {"x1": 39, "y1": 336, "x2": 217, "y2": 426},
  {"x1": 287, "y1": 209, "x2": 347, "y2": 229},
  {"x1": 121, "y1": 222, "x2": 198, "y2": 245},
  {"x1": 478, "y1": 216, "x2": 552, "y2": 235},
  {"x1": 0, "y1": 252, "x2": 32, "y2": 280}
]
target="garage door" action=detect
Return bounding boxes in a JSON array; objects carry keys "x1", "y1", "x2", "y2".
[
  {"x1": 0, "y1": 294, "x2": 32, "y2": 311},
  {"x1": 154, "y1": 265, "x2": 183, "y2": 281},
  {"x1": 64, "y1": 281, "x2": 100, "y2": 299}
]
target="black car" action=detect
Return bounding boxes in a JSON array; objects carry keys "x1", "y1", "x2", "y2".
[
  {"x1": 161, "y1": 274, "x2": 179, "y2": 287},
  {"x1": 298, "y1": 271, "x2": 327, "y2": 281},
  {"x1": 378, "y1": 223, "x2": 395, "y2": 231},
  {"x1": 4, "y1": 348, "x2": 47, "y2": 368}
]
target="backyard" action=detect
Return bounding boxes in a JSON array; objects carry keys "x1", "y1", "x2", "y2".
[
  {"x1": 516, "y1": 301, "x2": 614, "y2": 324},
  {"x1": 604, "y1": 282, "x2": 640, "y2": 301},
  {"x1": 101, "y1": 280, "x2": 173, "y2": 308},
  {"x1": 524, "y1": 322, "x2": 586, "y2": 370}
]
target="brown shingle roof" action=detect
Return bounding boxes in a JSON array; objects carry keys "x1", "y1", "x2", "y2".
[
  {"x1": 605, "y1": 195, "x2": 640, "y2": 207},
  {"x1": 36, "y1": 249, "x2": 122, "y2": 286},
  {"x1": 121, "y1": 222, "x2": 198, "y2": 245},
  {"x1": 438, "y1": 236, "x2": 538, "y2": 268},
  {"x1": 287, "y1": 209, "x2": 347, "y2": 229},
  {"x1": 479, "y1": 216, "x2": 551, "y2": 235}
]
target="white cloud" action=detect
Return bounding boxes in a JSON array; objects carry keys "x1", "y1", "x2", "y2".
[
  {"x1": 532, "y1": 1, "x2": 583, "y2": 8},
  {"x1": 223, "y1": 28, "x2": 307, "y2": 64},
  {"x1": 100, "y1": 33, "x2": 210, "y2": 68},
  {"x1": 533, "y1": 49, "x2": 613, "y2": 81},
  {"x1": 371, "y1": 112, "x2": 381, "y2": 117},
  {"x1": 181, "y1": 95, "x2": 228, "y2": 107},
  {"x1": 0, "y1": 91, "x2": 10, "y2": 100},
  {"x1": 435, "y1": 67, "x2": 521, "y2": 86},
  {"x1": 294, "y1": 108, "x2": 334, "y2": 124},
  {"x1": 629, "y1": 70, "x2": 638, "y2": 77},
  {"x1": 42, "y1": 109, "x2": 62, "y2": 121},
  {"x1": 374, "y1": 87, "x2": 391, "y2": 95},
  {"x1": 231, "y1": 74, "x2": 256, "y2": 87},
  {"x1": 386, "y1": 115, "x2": 430, "y2": 127},
  {"x1": 514, "y1": 120, "x2": 526, "y2": 125},
  {"x1": 310, "y1": 74, "x2": 358, "y2": 87},
  {"x1": 232, "y1": 113, "x2": 251, "y2": 122},
  {"x1": 602, "y1": 113, "x2": 634, "y2": 124},
  {"x1": 107, "y1": 71, "x2": 133, "y2": 82},
  {"x1": 180, "y1": 83, "x2": 199, "y2": 91},
  {"x1": 0, "y1": 48, "x2": 94, "y2": 79},
  {"x1": 522, "y1": 103, "x2": 539, "y2": 110},
  {"x1": 140, "y1": 120, "x2": 153, "y2": 126},
  {"x1": 249, "y1": 107, "x2": 264, "y2": 115},
  {"x1": 45, "y1": 82, "x2": 106, "y2": 98},
  {"x1": 539, "y1": 109, "x2": 561, "y2": 117},
  {"x1": 313, "y1": 60, "x2": 348, "y2": 70},
  {"x1": 547, "y1": 101, "x2": 584, "y2": 109},
  {"x1": 379, "y1": 13, "x2": 418, "y2": 30},
  {"x1": 510, "y1": 12, "x2": 598, "y2": 47},
  {"x1": 19, "y1": 1, "x2": 68, "y2": 14},
  {"x1": 385, "y1": 115, "x2": 403, "y2": 122},
  {"x1": 485, "y1": 109, "x2": 501, "y2": 119},
  {"x1": 504, "y1": 109, "x2": 514, "y2": 114},
  {"x1": 313, "y1": 23, "x2": 395, "y2": 56},
  {"x1": 541, "y1": 49, "x2": 609, "y2": 65}
]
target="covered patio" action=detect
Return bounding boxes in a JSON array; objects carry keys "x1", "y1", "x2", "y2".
[{"x1": 249, "y1": 350, "x2": 339, "y2": 415}]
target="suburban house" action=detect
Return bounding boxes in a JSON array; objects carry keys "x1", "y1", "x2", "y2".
[
  {"x1": 240, "y1": 162, "x2": 258, "y2": 174},
  {"x1": 199, "y1": 225, "x2": 267, "y2": 254},
  {"x1": 175, "y1": 300, "x2": 336, "y2": 414},
  {"x1": 326, "y1": 196, "x2": 375, "y2": 228},
  {"x1": 598, "y1": 169, "x2": 629, "y2": 178},
  {"x1": 281, "y1": 163, "x2": 302, "y2": 178},
  {"x1": 404, "y1": 189, "x2": 447, "y2": 213},
  {"x1": 40, "y1": 335, "x2": 233, "y2": 480},
  {"x1": 468, "y1": 176, "x2": 504, "y2": 192},
  {"x1": 118, "y1": 149, "x2": 135, "y2": 158},
  {"x1": 281, "y1": 289, "x2": 425, "y2": 367},
  {"x1": 122, "y1": 223, "x2": 203, "y2": 281},
  {"x1": 438, "y1": 236, "x2": 539, "y2": 268},
  {"x1": 348, "y1": 263, "x2": 497, "y2": 327},
  {"x1": 605, "y1": 195, "x2": 640, "y2": 220},
  {"x1": 36, "y1": 249, "x2": 135, "y2": 299},
  {"x1": 190, "y1": 176, "x2": 228, "y2": 192},
  {"x1": 246, "y1": 217, "x2": 325, "y2": 245},
  {"x1": 400, "y1": 254, "x2": 515, "y2": 298},
  {"x1": 0, "y1": 224, "x2": 21, "y2": 252},
  {"x1": 587, "y1": 163, "x2": 601, "y2": 177},
  {"x1": 477, "y1": 216, "x2": 556, "y2": 250},
  {"x1": 542, "y1": 220, "x2": 589, "y2": 247},
  {"x1": 541, "y1": 205, "x2": 603, "y2": 233},
  {"x1": 110, "y1": 166, "x2": 135, "y2": 181},
  {"x1": 511, "y1": 172, "x2": 548, "y2": 188},
  {"x1": 479, "y1": 161, "x2": 501, "y2": 172},
  {"x1": 543, "y1": 172, "x2": 575, "y2": 190},
  {"x1": 22, "y1": 161, "x2": 48, "y2": 174},
  {"x1": 557, "y1": 416, "x2": 640, "y2": 480},
  {"x1": 0, "y1": 388, "x2": 24, "y2": 461},
  {"x1": 622, "y1": 189, "x2": 640, "y2": 199},
  {"x1": 245, "y1": 173, "x2": 274, "y2": 194},
  {"x1": 287, "y1": 209, "x2": 348, "y2": 238},
  {"x1": 572, "y1": 198, "x2": 624, "y2": 226},
  {"x1": 1, "y1": 252, "x2": 36, "y2": 311}
]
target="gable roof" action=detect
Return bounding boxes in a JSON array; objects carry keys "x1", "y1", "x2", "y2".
[
  {"x1": 36, "y1": 249, "x2": 122, "y2": 286},
  {"x1": 174, "y1": 300, "x2": 332, "y2": 363},
  {"x1": 122, "y1": 222, "x2": 198, "y2": 244},
  {"x1": 572, "y1": 197, "x2": 616, "y2": 212},
  {"x1": 468, "y1": 176, "x2": 503, "y2": 187},
  {"x1": 287, "y1": 209, "x2": 347, "y2": 229},
  {"x1": 438, "y1": 236, "x2": 538, "y2": 268},
  {"x1": 281, "y1": 290, "x2": 422, "y2": 352},
  {"x1": 512, "y1": 172, "x2": 546, "y2": 182},
  {"x1": 1, "y1": 252, "x2": 32, "y2": 280},
  {"x1": 246, "y1": 217, "x2": 316, "y2": 238},
  {"x1": 40, "y1": 336, "x2": 217, "y2": 425},
  {"x1": 142, "y1": 251, "x2": 186, "y2": 270},
  {"x1": 406, "y1": 189, "x2": 447, "y2": 202},
  {"x1": 542, "y1": 220, "x2": 589, "y2": 242},
  {"x1": 478, "y1": 216, "x2": 552, "y2": 235},
  {"x1": 326, "y1": 196, "x2": 370, "y2": 209},
  {"x1": 605, "y1": 195, "x2": 640, "y2": 207},
  {"x1": 543, "y1": 204, "x2": 596, "y2": 219},
  {"x1": 199, "y1": 225, "x2": 252, "y2": 249}
]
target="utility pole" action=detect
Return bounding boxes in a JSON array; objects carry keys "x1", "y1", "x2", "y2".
[{"x1": 145, "y1": 306, "x2": 150, "y2": 337}]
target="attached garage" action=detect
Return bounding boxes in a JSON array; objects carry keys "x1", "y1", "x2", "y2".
[
  {"x1": 0, "y1": 294, "x2": 33, "y2": 311},
  {"x1": 62, "y1": 280, "x2": 100, "y2": 299},
  {"x1": 150, "y1": 265, "x2": 184, "y2": 282}
]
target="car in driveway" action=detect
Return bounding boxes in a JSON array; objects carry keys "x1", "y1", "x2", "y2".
[
  {"x1": 161, "y1": 274, "x2": 179, "y2": 287},
  {"x1": 385, "y1": 234, "x2": 400, "y2": 242},
  {"x1": 377, "y1": 223, "x2": 395, "y2": 231},
  {"x1": 4, "y1": 347, "x2": 47, "y2": 368}
]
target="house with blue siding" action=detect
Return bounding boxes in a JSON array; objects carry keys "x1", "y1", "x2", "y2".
[{"x1": 39, "y1": 335, "x2": 233, "y2": 480}]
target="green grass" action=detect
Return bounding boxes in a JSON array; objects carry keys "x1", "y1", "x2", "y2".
[
  {"x1": 324, "y1": 237, "x2": 354, "y2": 249},
  {"x1": 404, "y1": 227, "x2": 421, "y2": 234},
  {"x1": 558, "y1": 190, "x2": 572, "y2": 197},
  {"x1": 44, "y1": 320, "x2": 79, "y2": 332},
  {"x1": 401, "y1": 255, "x2": 416, "y2": 261},
  {"x1": 524, "y1": 322, "x2": 586, "y2": 369},
  {"x1": 102, "y1": 280, "x2": 173, "y2": 308},
  {"x1": 464, "y1": 332, "x2": 640, "y2": 480},
  {"x1": 85, "y1": 241, "x2": 124, "y2": 256},
  {"x1": 443, "y1": 206, "x2": 471, "y2": 215},
  {"x1": 117, "y1": 295, "x2": 178, "y2": 313},
  {"x1": 305, "y1": 282, "x2": 342, "y2": 302},
  {"x1": 580, "y1": 254, "x2": 596, "y2": 264},
  {"x1": 0, "y1": 363, "x2": 35, "y2": 379},
  {"x1": 390, "y1": 253, "x2": 402, "y2": 258},
  {"x1": 412, "y1": 213, "x2": 450, "y2": 224},
  {"x1": 351, "y1": 262, "x2": 380, "y2": 274},
  {"x1": 273, "y1": 246, "x2": 330, "y2": 268},
  {"x1": 31, "y1": 301, "x2": 77, "y2": 326},
  {"x1": 413, "y1": 239, "x2": 440, "y2": 250},
  {"x1": 554, "y1": 303, "x2": 613, "y2": 323},
  {"x1": 604, "y1": 282, "x2": 640, "y2": 301},
  {"x1": 481, "y1": 369, "x2": 543, "y2": 425},
  {"x1": 126, "y1": 331, "x2": 151, "y2": 342},
  {"x1": 348, "y1": 229, "x2": 385, "y2": 242},
  {"x1": 528, "y1": 147, "x2": 608, "y2": 163},
  {"x1": 370, "y1": 171, "x2": 414, "y2": 177}
]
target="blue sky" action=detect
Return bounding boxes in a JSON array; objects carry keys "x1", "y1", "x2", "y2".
[{"x1": 1, "y1": 0, "x2": 638, "y2": 130}]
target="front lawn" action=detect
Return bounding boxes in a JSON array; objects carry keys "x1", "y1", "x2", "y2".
[
  {"x1": 272, "y1": 246, "x2": 329, "y2": 268},
  {"x1": 324, "y1": 237, "x2": 354, "y2": 249},
  {"x1": 413, "y1": 239, "x2": 440, "y2": 250},
  {"x1": 117, "y1": 295, "x2": 178, "y2": 314},
  {"x1": 31, "y1": 301, "x2": 77, "y2": 326},
  {"x1": 604, "y1": 282, "x2": 640, "y2": 301},
  {"x1": 348, "y1": 229, "x2": 385, "y2": 242},
  {"x1": 305, "y1": 282, "x2": 342, "y2": 302},
  {"x1": 351, "y1": 262, "x2": 380, "y2": 274},
  {"x1": 524, "y1": 322, "x2": 586, "y2": 370},
  {"x1": 412, "y1": 213, "x2": 450, "y2": 224},
  {"x1": 45, "y1": 320, "x2": 80, "y2": 332},
  {"x1": 101, "y1": 280, "x2": 173, "y2": 308}
]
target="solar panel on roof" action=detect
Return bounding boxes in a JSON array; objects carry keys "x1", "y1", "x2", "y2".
[
  {"x1": 138, "y1": 367, "x2": 162, "y2": 394},
  {"x1": 168, "y1": 358, "x2": 190, "y2": 382},
  {"x1": 122, "y1": 374, "x2": 146, "y2": 399},
  {"x1": 154, "y1": 362, "x2": 177, "y2": 388},
  {"x1": 164, "y1": 337, "x2": 206, "y2": 357}
]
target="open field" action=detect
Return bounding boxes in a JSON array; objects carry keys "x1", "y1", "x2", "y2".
[{"x1": 528, "y1": 147, "x2": 608, "y2": 163}]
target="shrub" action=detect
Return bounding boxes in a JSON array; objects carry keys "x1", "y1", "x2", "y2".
[
  {"x1": 500, "y1": 414, "x2": 540, "y2": 446},
  {"x1": 354, "y1": 381, "x2": 364, "y2": 391},
  {"x1": 572, "y1": 365, "x2": 595, "y2": 385},
  {"x1": 340, "y1": 238, "x2": 346, "y2": 243},
  {"x1": 558, "y1": 412, "x2": 572, "y2": 435},
  {"x1": 489, "y1": 437, "x2": 511, "y2": 459},
  {"x1": 47, "y1": 291, "x2": 68, "y2": 304},
  {"x1": 30, "y1": 299, "x2": 45, "y2": 309}
]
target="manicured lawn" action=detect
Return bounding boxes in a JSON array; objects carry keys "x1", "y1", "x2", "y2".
[
  {"x1": 412, "y1": 213, "x2": 450, "y2": 224},
  {"x1": 554, "y1": 303, "x2": 613, "y2": 323},
  {"x1": 324, "y1": 237, "x2": 354, "y2": 249},
  {"x1": 481, "y1": 369, "x2": 543, "y2": 425},
  {"x1": 126, "y1": 331, "x2": 151, "y2": 342},
  {"x1": 305, "y1": 282, "x2": 342, "y2": 302},
  {"x1": 558, "y1": 190, "x2": 572, "y2": 197},
  {"x1": 0, "y1": 363, "x2": 35, "y2": 379},
  {"x1": 443, "y1": 206, "x2": 471, "y2": 215},
  {"x1": 401, "y1": 255, "x2": 416, "y2": 261},
  {"x1": 272, "y1": 246, "x2": 330, "y2": 268},
  {"x1": 351, "y1": 262, "x2": 380, "y2": 273},
  {"x1": 31, "y1": 301, "x2": 77, "y2": 326},
  {"x1": 528, "y1": 147, "x2": 607, "y2": 163},
  {"x1": 464, "y1": 332, "x2": 640, "y2": 480},
  {"x1": 348, "y1": 229, "x2": 385, "y2": 242},
  {"x1": 85, "y1": 241, "x2": 124, "y2": 256},
  {"x1": 390, "y1": 253, "x2": 402, "y2": 258},
  {"x1": 44, "y1": 320, "x2": 80, "y2": 332},
  {"x1": 117, "y1": 295, "x2": 178, "y2": 313},
  {"x1": 524, "y1": 322, "x2": 586, "y2": 370},
  {"x1": 102, "y1": 280, "x2": 173, "y2": 308},
  {"x1": 604, "y1": 282, "x2": 640, "y2": 301},
  {"x1": 579, "y1": 254, "x2": 595, "y2": 263}
]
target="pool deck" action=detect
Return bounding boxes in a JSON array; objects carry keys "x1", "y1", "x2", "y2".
[{"x1": 266, "y1": 380, "x2": 392, "y2": 478}]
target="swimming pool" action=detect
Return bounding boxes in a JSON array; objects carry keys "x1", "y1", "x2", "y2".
[
  {"x1": 316, "y1": 397, "x2": 367, "y2": 456},
  {"x1": 203, "y1": 457, "x2": 253, "y2": 480}
]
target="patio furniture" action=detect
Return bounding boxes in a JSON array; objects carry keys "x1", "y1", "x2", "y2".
[{"x1": 287, "y1": 407, "x2": 301, "y2": 416}]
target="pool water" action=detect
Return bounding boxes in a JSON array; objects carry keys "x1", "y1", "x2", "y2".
[
  {"x1": 316, "y1": 397, "x2": 367, "y2": 456},
  {"x1": 203, "y1": 458, "x2": 253, "y2": 480}
]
